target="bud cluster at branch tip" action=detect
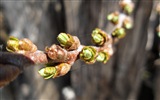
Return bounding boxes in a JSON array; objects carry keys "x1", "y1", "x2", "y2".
[
  {"x1": 6, "y1": 36, "x2": 37, "y2": 53},
  {"x1": 5, "y1": 0, "x2": 135, "y2": 80},
  {"x1": 39, "y1": 63, "x2": 71, "y2": 79}
]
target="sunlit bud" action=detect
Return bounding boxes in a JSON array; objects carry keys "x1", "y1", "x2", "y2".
[
  {"x1": 57, "y1": 33, "x2": 74, "y2": 49},
  {"x1": 123, "y1": 17, "x2": 133, "y2": 29},
  {"x1": 80, "y1": 46, "x2": 97, "y2": 64},
  {"x1": 38, "y1": 67, "x2": 57, "y2": 79},
  {"x1": 6, "y1": 36, "x2": 37, "y2": 53},
  {"x1": 96, "y1": 51, "x2": 109, "y2": 63},
  {"x1": 119, "y1": 0, "x2": 134, "y2": 14},
  {"x1": 107, "y1": 12, "x2": 119, "y2": 24},
  {"x1": 6, "y1": 36, "x2": 19, "y2": 52},
  {"x1": 91, "y1": 28, "x2": 107, "y2": 46},
  {"x1": 39, "y1": 63, "x2": 71, "y2": 79},
  {"x1": 112, "y1": 28, "x2": 126, "y2": 39}
]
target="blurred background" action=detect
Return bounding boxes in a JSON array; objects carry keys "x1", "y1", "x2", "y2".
[{"x1": 0, "y1": 0, "x2": 160, "y2": 100}]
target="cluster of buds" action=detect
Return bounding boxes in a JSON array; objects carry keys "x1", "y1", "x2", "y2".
[
  {"x1": 6, "y1": 36, "x2": 37, "y2": 53},
  {"x1": 107, "y1": 0, "x2": 134, "y2": 40},
  {"x1": 39, "y1": 63, "x2": 71, "y2": 79},
  {"x1": 39, "y1": 30, "x2": 113, "y2": 78},
  {"x1": 6, "y1": 36, "x2": 48, "y2": 64},
  {"x1": 5, "y1": 0, "x2": 134, "y2": 80},
  {"x1": 6, "y1": 29, "x2": 113, "y2": 79},
  {"x1": 6, "y1": 33, "x2": 81, "y2": 78}
]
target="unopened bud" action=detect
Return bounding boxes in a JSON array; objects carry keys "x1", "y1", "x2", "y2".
[
  {"x1": 6, "y1": 36, "x2": 19, "y2": 52},
  {"x1": 92, "y1": 28, "x2": 107, "y2": 46},
  {"x1": 119, "y1": 0, "x2": 134, "y2": 14},
  {"x1": 80, "y1": 46, "x2": 97, "y2": 64},
  {"x1": 38, "y1": 67, "x2": 57, "y2": 79},
  {"x1": 96, "y1": 51, "x2": 109, "y2": 63},
  {"x1": 57, "y1": 33, "x2": 74, "y2": 49},
  {"x1": 107, "y1": 12, "x2": 119, "y2": 24},
  {"x1": 123, "y1": 17, "x2": 133, "y2": 29},
  {"x1": 112, "y1": 28, "x2": 126, "y2": 39}
]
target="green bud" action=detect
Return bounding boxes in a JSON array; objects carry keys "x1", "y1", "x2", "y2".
[
  {"x1": 124, "y1": 22, "x2": 132, "y2": 29},
  {"x1": 57, "y1": 33, "x2": 70, "y2": 46},
  {"x1": 91, "y1": 28, "x2": 106, "y2": 45},
  {"x1": 82, "y1": 49, "x2": 92, "y2": 60},
  {"x1": 123, "y1": 16, "x2": 133, "y2": 29},
  {"x1": 124, "y1": 5, "x2": 133, "y2": 14},
  {"x1": 80, "y1": 46, "x2": 97, "y2": 64},
  {"x1": 112, "y1": 28, "x2": 126, "y2": 39},
  {"x1": 38, "y1": 67, "x2": 57, "y2": 79},
  {"x1": 92, "y1": 33, "x2": 103, "y2": 44},
  {"x1": 96, "y1": 52, "x2": 109, "y2": 63},
  {"x1": 112, "y1": 16, "x2": 119, "y2": 24},
  {"x1": 57, "y1": 33, "x2": 74, "y2": 49},
  {"x1": 107, "y1": 14, "x2": 113, "y2": 21},
  {"x1": 6, "y1": 36, "x2": 19, "y2": 52},
  {"x1": 107, "y1": 12, "x2": 119, "y2": 24}
]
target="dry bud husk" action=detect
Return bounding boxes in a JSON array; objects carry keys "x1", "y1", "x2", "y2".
[
  {"x1": 45, "y1": 44, "x2": 68, "y2": 62},
  {"x1": 67, "y1": 36, "x2": 80, "y2": 50},
  {"x1": 19, "y1": 38, "x2": 37, "y2": 52},
  {"x1": 54, "y1": 63, "x2": 71, "y2": 77}
]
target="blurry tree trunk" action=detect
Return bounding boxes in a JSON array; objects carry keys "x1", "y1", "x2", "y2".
[{"x1": 0, "y1": 0, "x2": 158, "y2": 100}]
